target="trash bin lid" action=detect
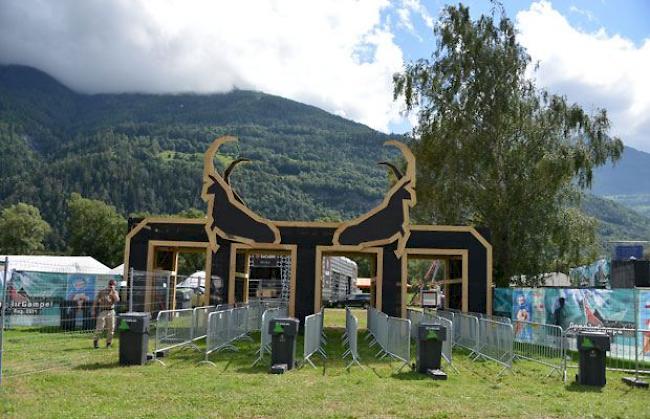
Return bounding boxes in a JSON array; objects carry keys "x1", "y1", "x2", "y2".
[
  {"x1": 418, "y1": 323, "x2": 446, "y2": 341},
  {"x1": 577, "y1": 330, "x2": 610, "y2": 351},
  {"x1": 269, "y1": 318, "x2": 299, "y2": 336}
]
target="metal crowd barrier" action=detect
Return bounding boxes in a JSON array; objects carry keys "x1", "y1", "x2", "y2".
[
  {"x1": 155, "y1": 308, "x2": 198, "y2": 358},
  {"x1": 342, "y1": 308, "x2": 362, "y2": 370},
  {"x1": 454, "y1": 312, "x2": 480, "y2": 355},
  {"x1": 252, "y1": 307, "x2": 288, "y2": 366},
  {"x1": 387, "y1": 317, "x2": 411, "y2": 370},
  {"x1": 469, "y1": 311, "x2": 512, "y2": 325},
  {"x1": 475, "y1": 318, "x2": 514, "y2": 375},
  {"x1": 245, "y1": 301, "x2": 267, "y2": 332},
  {"x1": 513, "y1": 320, "x2": 563, "y2": 376},
  {"x1": 304, "y1": 310, "x2": 326, "y2": 368},
  {"x1": 192, "y1": 305, "x2": 216, "y2": 341},
  {"x1": 407, "y1": 308, "x2": 423, "y2": 338},
  {"x1": 562, "y1": 325, "x2": 650, "y2": 383},
  {"x1": 319, "y1": 307, "x2": 327, "y2": 357},
  {"x1": 200, "y1": 306, "x2": 251, "y2": 366},
  {"x1": 366, "y1": 308, "x2": 411, "y2": 370}
]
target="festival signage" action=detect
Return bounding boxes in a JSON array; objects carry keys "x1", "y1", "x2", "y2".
[{"x1": 2, "y1": 271, "x2": 121, "y2": 327}]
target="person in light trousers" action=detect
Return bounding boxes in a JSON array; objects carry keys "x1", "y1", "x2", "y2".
[{"x1": 92, "y1": 279, "x2": 120, "y2": 348}]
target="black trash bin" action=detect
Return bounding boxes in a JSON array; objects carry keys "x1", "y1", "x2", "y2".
[
  {"x1": 117, "y1": 312, "x2": 150, "y2": 366},
  {"x1": 416, "y1": 323, "x2": 447, "y2": 378},
  {"x1": 268, "y1": 317, "x2": 299, "y2": 373},
  {"x1": 576, "y1": 331, "x2": 610, "y2": 387}
]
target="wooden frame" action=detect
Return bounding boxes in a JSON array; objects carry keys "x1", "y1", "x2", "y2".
[
  {"x1": 229, "y1": 243, "x2": 298, "y2": 317},
  {"x1": 314, "y1": 246, "x2": 384, "y2": 313},
  {"x1": 144, "y1": 240, "x2": 213, "y2": 311},
  {"x1": 410, "y1": 224, "x2": 493, "y2": 315},
  {"x1": 401, "y1": 248, "x2": 468, "y2": 318}
]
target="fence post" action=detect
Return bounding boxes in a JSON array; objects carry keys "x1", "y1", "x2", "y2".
[
  {"x1": 0, "y1": 257, "x2": 9, "y2": 386},
  {"x1": 129, "y1": 267, "x2": 134, "y2": 312},
  {"x1": 634, "y1": 288, "x2": 639, "y2": 382}
]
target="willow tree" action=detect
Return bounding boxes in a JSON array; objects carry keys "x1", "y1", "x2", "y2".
[{"x1": 393, "y1": 4, "x2": 623, "y2": 285}]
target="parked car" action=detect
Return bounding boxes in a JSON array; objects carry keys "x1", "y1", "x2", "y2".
[{"x1": 345, "y1": 293, "x2": 370, "y2": 309}]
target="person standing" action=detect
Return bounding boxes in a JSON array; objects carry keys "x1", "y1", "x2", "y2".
[{"x1": 92, "y1": 279, "x2": 120, "y2": 348}]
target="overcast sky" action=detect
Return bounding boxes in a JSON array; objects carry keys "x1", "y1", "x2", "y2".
[{"x1": 0, "y1": 0, "x2": 648, "y2": 152}]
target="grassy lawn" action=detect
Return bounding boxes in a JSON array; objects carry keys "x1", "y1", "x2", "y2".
[{"x1": 0, "y1": 308, "x2": 647, "y2": 418}]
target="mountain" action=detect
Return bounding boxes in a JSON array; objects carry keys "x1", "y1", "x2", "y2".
[
  {"x1": 0, "y1": 65, "x2": 649, "y2": 253},
  {"x1": 591, "y1": 145, "x2": 650, "y2": 217},
  {"x1": 582, "y1": 194, "x2": 650, "y2": 243},
  {"x1": 0, "y1": 65, "x2": 394, "y2": 249}
]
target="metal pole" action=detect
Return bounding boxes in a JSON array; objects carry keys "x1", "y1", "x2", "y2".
[
  {"x1": 1, "y1": 257, "x2": 10, "y2": 386},
  {"x1": 129, "y1": 267, "x2": 134, "y2": 312},
  {"x1": 635, "y1": 288, "x2": 639, "y2": 381}
]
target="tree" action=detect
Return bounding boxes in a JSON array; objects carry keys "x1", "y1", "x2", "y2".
[
  {"x1": 67, "y1": 193, "x2": 126, "y2": 267},
  {"x1": 393, "y1": 4, "x2": 623, "y2": 285},
  {"x1": 0, "y1": 203, "x2": 51, "y2": 254}
]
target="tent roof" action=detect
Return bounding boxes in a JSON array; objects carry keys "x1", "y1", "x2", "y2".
[{"x1": 0, "y1": 255, "x2": 112, "y2": 275}]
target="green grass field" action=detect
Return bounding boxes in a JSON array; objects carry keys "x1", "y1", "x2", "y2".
[{"x1": 1, "y1": 309, "x2": 648, "y2": 418}]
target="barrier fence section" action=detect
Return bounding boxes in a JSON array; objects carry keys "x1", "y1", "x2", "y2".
[
  {"x1": 387, "y1": 317, "x2": 411, "y2": 370},
  {"x1": 513, "y1": 320, "x2": 563, "y2": 376},
  {"x1": 342, "y1": 308, "x2": 362, "y2": 370},
  {"x1": 319, "y1": 307, "x2": 327, "y2": 357},
  {"x1": 475, "y1": 318, "x2": 514, "y2": 374},
  {"x1": 407, "y1": 308, "x2": 423, "y2": 338},
  {"x1": 367, "y1": 309, "x2": 389, "y2": 358},
  {"x1": 304, "y1": 310, "x2": 325, "y2": 368},
  {"x1": 470, "y1": 311, "x2": 512, "y2": 325},
  {"x1": 562, "y1": 325, "x2": 650, "y2": 383},
  {"x1": 192, "y1": 306, "x2": 216, "y2": 341},
  {"x1": 201, "y1": 306, "x2": 251, "y2": 365},
  {"x1": 454, "y1": 312, "x2": 480, "y2": 355},
  {"x1": 252, "y1": 306, "x2": 287, "y2": 366},
  {"x1": 366, "y1": 308, "x2": 410, "y2": 370},
  {"x1": 154, "y1": 308, "x2": 198, "y2": 357}
]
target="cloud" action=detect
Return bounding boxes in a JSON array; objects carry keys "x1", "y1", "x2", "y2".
[
  {"x1": 0, "y1": 0, "x2": 407, "y2": 132},
  {"x1": 517, "y1": 1, "x2": 650, "y2": 152}
]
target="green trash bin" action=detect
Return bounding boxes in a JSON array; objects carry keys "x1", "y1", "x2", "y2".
[
  {"x1": 118, "y1": 312, "x2": 150, "y2": 366},
  {"x1": 268, "y1": 318, "x2": 299, "y2": 373},
  {"x1": 576, "y1": 331, "x2": 610, "y2": 387},
  {"x1": 416, "y1": 323, "x2": 447, "y2": 374}
]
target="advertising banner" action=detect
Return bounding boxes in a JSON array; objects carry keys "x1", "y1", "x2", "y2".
[
  {"x1": 495, "y1": 287, "x2": 637, "y2": 330},
  {"x1": 569, "y1": 258, "x2": 610, "y2": 288},
  {"x1": 3, "y1": 271, "x2": 121, "y2": 327}
]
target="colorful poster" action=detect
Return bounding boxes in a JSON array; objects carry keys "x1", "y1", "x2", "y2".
[
  {"x1": 3, "y1": 270, "x2": 121, "y2": 327},
  {"x1": 544, "y1": 288, "x2": 635, "y2": 329},
  {"x1": 569, "y1": 258, "x2": 610, "y2": 288},
  {"x1": 66, "y1": 274, "x2": 96, "y2": 309},
  {"x1": 493, "y1": 288, "x2": 512, "y2": 318},
  {"x1": 512, "y1": 289, "x2": 534, "y2": 340}
]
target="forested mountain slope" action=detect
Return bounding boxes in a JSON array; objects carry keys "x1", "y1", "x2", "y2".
[
  {"x1": 0, "y1": 65, "x2": 395, "y2": 248},
  {"x1": 1, "y1": 65, "x2": 648, "y2": 251}
]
